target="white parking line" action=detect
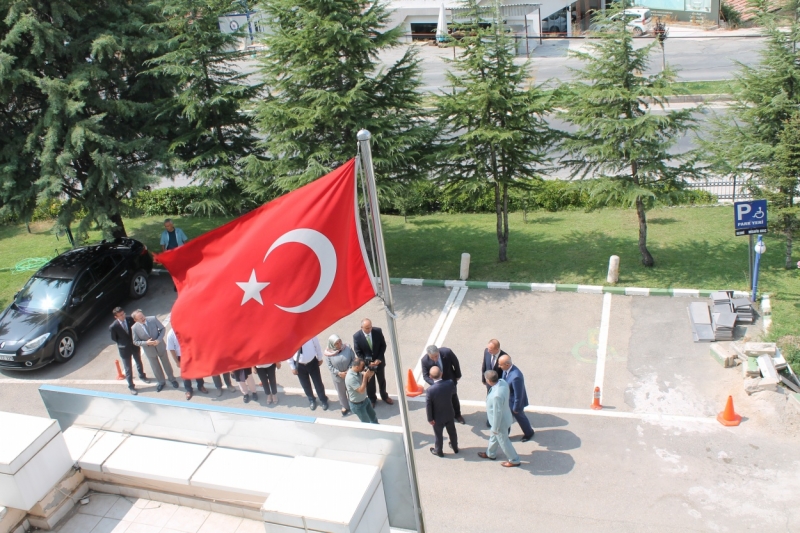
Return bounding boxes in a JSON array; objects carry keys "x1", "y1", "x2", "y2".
[
  {"x1": 411, "y1": 286, "x2": 468, "y2": 384},
  {"x1": 7, "y1": 379, "x2": 717, "y2": 424},
  {"x1": 593, "y1": 292, "x2": 612, "y2": 404}
]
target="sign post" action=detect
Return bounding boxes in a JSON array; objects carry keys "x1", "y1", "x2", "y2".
[{"x1": 734, "y1": 200, "x2": 768, "y2": 299}]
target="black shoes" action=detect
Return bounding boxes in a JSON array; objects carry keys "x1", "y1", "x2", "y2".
[
  {"x1": 198, "y1": 385, "x2": 209, "y2": 394},
  {"x1": 252, "y1": 392, "x2": 258, "y2": 401},
  {"x1": 140, "y1": 376, "x2": 151, "y2": 384},
  {"x1": 243, "y1": 394, "x2": 251, "y2": 404},
  {"x1": 171, "y1": 380, "x2": 179, "y2": 389},
  {"x1": 310, "y1": 399, "x2": 318, "y2": 411},
  {"x1": 129, "y1": 388, "x2": 138, "y2": 395},
  {"x1": 456, "y1": 416, "x2": 466, "y2": 425},
  {"x1": 156, "y1": 383, "x2": 165, "y2": 393},
  {"x1": 522, "y1": 435, "x2": 534, "y2": 443},
  {"x1": 216, "y1": 388, "x2": 223, "y2": 397},
  {"x1": 341, "y1": 409, "x2": 350, "y2": 417},
  {"x1": 321, "y1": 402, "x2": 329, "y2": 411},
  {"x1": 430, "y1": 447, "x2": 444, "y2": 457},
  {"x1": 449, "y1": 442, "x2": 459, "y2": 453}
]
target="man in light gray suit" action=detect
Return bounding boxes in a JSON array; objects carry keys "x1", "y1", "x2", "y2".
[
  {"x1": 478, "y1": 370, "x2": 520, "y2": 467},
  {"x1": 131, "y1": 310, "x2": 178, "y2": 392}
]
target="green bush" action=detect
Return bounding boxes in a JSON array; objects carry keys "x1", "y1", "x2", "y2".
[
  {"x1": 720, "y1": 1, "x2": 742, "y2": 29},
  {"x1": 130, "y1": 186, "x2": 208, "y2": 216},
  {"x1": 529, "y1": 180, "x2": 590, "y2": 212},
  {"x1": 31, "y1": 199, "x2": 63, "y2": 221}
]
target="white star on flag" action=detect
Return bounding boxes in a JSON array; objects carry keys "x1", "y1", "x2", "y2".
[{"x1": 236, "y1": 270, "x2": 270, "y2": 305}]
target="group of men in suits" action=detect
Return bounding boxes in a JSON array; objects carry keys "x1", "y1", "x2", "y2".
[
  {"x1": 109, "y1": 307, "x2": 178, "y2": 395},
  {"x1": 425, "y1": 338, "x2": 533, "y2": 467}
]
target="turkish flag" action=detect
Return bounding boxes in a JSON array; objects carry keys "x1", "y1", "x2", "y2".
[{"x1": 155, "y1": 159, "x2": 376, "y2": 378}]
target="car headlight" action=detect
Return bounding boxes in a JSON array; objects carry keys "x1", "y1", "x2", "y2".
[{"x1": 21, "y1": 333, "x2": 50, "y2": 355}]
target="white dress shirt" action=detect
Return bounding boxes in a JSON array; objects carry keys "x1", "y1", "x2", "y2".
[
  {"x1": 288, "y1": 338, "x2": 323, "y2": 369},
  {"x1": 166, "y1": 330, "x2": 180, "y2": 357}
]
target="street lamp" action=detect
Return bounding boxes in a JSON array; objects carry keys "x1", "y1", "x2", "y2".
[{"x1": 751, "y1": 235, "x2": 766, "y2": 303}]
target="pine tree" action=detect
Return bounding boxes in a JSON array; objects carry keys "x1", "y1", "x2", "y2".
[
  {"x1": 145, "y1": 0, "x2": 262, "y2": 215},
  {"x1": 433, "y1": 0, "x2": 557, "y2": 262},
  {"x1": 704, "y1": 0, "x2": 800, "y2": 267},
  {"x1": 558, "y1": 3, "x2": 699, "y2": 267},
  {"x1": 247, "y1": 0, "x2": 433, "y2": 195},
  {"x1": 0, "y1": 0, "x2": 177, "y2": 240}
]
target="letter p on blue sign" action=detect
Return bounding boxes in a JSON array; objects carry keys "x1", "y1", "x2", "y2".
[{"x1": 734, "y1": 199, "x2": 768, "y2": 236}]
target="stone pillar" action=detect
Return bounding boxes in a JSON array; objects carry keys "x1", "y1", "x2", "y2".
[
  {"x1": 460, "y1": 253, "x2": 471, "y2": 281},
  {"x1": 607, "y1": 255, "x2": 620, "y2": 284}
]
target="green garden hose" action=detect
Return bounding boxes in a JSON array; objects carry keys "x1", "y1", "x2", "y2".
[{"x1": 0, "y1": 257, "x2": 51, "y2": 273}]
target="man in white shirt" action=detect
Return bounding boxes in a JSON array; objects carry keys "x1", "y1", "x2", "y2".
[
  {"x1": 166, "y1": 329, "x2": 208, "y2": 400},
  {"x1": 289, "y1": 337, "x2": 329, "y2": 411}
]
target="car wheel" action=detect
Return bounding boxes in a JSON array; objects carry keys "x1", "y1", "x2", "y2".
[
  {"x1": 633, "y1": 27, "x2": 643, "y2": 36},
  {"x1": 53, "y1": 331, "x2": 77, "y2": 363},
  {"x1": 550, "y1": 25, "x2": 560, "y2": 33},
  {"x1": 130, "y1": 270, "x2": 148, "y2": 299}
]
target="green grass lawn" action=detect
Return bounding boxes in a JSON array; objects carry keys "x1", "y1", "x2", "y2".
[{"x1": 2, "y1": 206, "x2": 798, "y2": 371}]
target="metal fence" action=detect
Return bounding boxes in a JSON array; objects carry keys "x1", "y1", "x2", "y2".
[{"x1": 684, "y1": 179, "x2": 754, "y2": 201}]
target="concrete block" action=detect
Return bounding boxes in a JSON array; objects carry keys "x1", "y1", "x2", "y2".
[
  {"x1": 744, "y1": 377, "x2": 780, "y2": 395},
  {"x1": 530, "y1": 283, "x2": 556, "y2": 292},
  {"x1": 742, "y1": 357, "x2": 761, "y2": 378},
  {"x1": 577, "y1": 285, "x2": 603, "y2": 294},
  {"x1": 102, "y1": 435, "x2": 211, "y2": 486},
  {"x1": 0, "y1": 413, "x2": 73, "y2": 511},
  {"x1": 730, "y1": 342, "x2": 746, "y2": 360},
  {"x1": 0, "y1": 506, "x2": 26, "y2": 533},
  {"x1": 62, "y1": 427, "x2": 98, "y2": 462},
  {"x1": 758, "y1": 355, "x2": 780, "y2": 382},
  {"x1": 262, "y1": 457, "x2": 384, "y2": 533},
  {"x1": 743, "y1": 342, "x2": 777, "y2": 356},
  {"x1": 710, "y1": 344, "x2": 738, "y2": 368},
  {"x1": 773, "y1": 349, "x2": 788, "y2": 371},
  {"x1": 625, "y1": 287, "x2": 650, "y2": 296},
  {"x1": 77, "y1": 432, "x2": 128, "y2": 473},
  {"x1": 190, "y1": 448, "x2": 292, "y2": 498}
]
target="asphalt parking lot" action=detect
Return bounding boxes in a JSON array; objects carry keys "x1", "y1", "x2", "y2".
[{"x1": 2, "y1": 273, "x2": 799, "y2": 532}]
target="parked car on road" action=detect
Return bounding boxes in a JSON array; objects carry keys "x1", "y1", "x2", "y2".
[
  {"x1": 589, "y1": 8, "x2": 653, "y2": 36},
  {"x1": 0, "y1": 238, "x2": 153, "y2": 370}
]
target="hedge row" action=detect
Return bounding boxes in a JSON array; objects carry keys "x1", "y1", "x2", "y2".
[{"x1": 9, "y1": 180, "x2": 717, "y2": 223}]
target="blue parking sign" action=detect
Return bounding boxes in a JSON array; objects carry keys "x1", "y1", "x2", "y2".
[{"x1": 734, "y1": 200, "x2": 768, "y2": 236}]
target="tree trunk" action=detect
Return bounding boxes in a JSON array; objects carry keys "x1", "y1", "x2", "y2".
[
  {"x1": 494, "y1": 182, "x2": 507, "y2": 262},
  {"x1": 502, "y1": 182, "x2": 509, "y2": 259},
  {"x1": 109, "y1": 212, "x2": 128, "y2": 239},
  {"x1": 635, "y1": 196, "x2": 654, "y2": 267},
  {"x1": 786, "y1": 226, "x2": 794, "y2": 269}
]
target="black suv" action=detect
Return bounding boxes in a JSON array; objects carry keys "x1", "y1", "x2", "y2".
[{"x1": 0, "y1": 238, "x2": 153, "y2": 370}]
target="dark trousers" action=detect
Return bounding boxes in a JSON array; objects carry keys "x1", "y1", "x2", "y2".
[
  {"x1": 452, "y1": 382, "x2": 462, "y2": 418},
  {"x1": 433, "y1": 419, "x2": 458, "y2": 454},
  {"x1": 175, "y1": 356, "x2": 204, "y2": 392},
  {"x1": 212, "y1": 373, "x2": 232, "y2": 389},
  {"x1": 296, "y1": 361, "x2": 328, "y2": 404},
  {"x1": 119, "y1": 348, "x2": 145, "y2": 389},
  {"x1": 512, "y1": 409, "x2": 535, "y2": 438},
  {"x1": 255, "y1": 366, "x2": 278, "y2": 395},
  {"x1": 366, "y1": 363, "x2": 389, "y2": 402}
]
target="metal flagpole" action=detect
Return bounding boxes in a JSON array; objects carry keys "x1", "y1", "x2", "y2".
[{"x1": 357, "y1": 130, "x2": 426, "y2": 533}]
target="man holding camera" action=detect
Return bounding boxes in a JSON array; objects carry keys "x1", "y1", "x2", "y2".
[
  {"x1": 353, "y1": 318, "x2": 394, "y2": 407},
  {"x1": 345, "y1": 358, "x2": 379, "y2": 424}
]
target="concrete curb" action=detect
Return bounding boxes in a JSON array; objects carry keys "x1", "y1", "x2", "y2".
[{"x1": 391, "y1": 278, "x2": 749, "y2": 298}]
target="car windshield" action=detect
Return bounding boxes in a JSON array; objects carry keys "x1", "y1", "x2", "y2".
[{"x1": 14, "y1": 277, "x2": 72, "y2": 312}]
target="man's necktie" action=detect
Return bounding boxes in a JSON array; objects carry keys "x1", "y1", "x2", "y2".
[{"x1": 366, "y1": 335, "x2": 372, "y2": 349}]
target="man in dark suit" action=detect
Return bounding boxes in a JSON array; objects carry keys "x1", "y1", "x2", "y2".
[
  {"x1": 353, "y1": 318, "x2": 394, "y2": 407},
  {"x1": 426, "y1": 366, "x2": 458, "y2": 457},
  {"x1": 481, "y1": 339, "x2": 506, "y2": 427},
  {"x1": 481, "y1": 339, "x2": 506, "y2": 391},
  {"x1": 498, "y1": 355, "x2": 535, "y2": 441},
  {"x1": 421, "y1": 345, "x2": 465, "y2": 424},
  {"x1": 109, "y1": 307, "x2": 149, "y2": 395}
]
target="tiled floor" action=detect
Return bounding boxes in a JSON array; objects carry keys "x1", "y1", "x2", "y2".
[{"x1": 54, "y1": 494, "x2": 264, "y2": 533}]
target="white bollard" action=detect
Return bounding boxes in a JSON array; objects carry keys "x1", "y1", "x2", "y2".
[
  {"x1": 460, "y1": 253, "x2": 470, "y2": 281},
  {"x1": 607, "y1": 255, "x2": 620, "y2": 284}
]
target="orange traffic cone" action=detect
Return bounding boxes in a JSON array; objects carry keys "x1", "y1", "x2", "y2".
[
  {"x1": 590, "y1": 386, "x2": 602, "y2": 410},
  {"x1": 406, "y1": 369, "x2": 424, "y2": 397},
  {"x1": 114, "y1": 360, "x2": 125, "y2": 380},
  {"x1": 717, "y1": 396, "x2": 741, "y2": 426}
]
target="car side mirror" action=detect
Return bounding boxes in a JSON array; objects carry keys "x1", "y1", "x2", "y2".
[{"x1": 71, "y1": 296, "x2": 83, "y2": 306}]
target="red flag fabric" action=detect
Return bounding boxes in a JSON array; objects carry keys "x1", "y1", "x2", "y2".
[{"x1": 155, "y1": 159, "x2": 376, "y2": 378}]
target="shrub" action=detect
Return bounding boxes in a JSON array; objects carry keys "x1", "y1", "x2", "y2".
[
  {"x1": 720, "y1": 2, "x2": 742, "y2": 29},
  {"x1": 130, "y1": 186, "x2": 208, "y2": 216}
]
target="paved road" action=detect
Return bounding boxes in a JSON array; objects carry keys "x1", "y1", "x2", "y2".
[{"x1": 2, "y1": 273, "x2": 799, "y2": 531}]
